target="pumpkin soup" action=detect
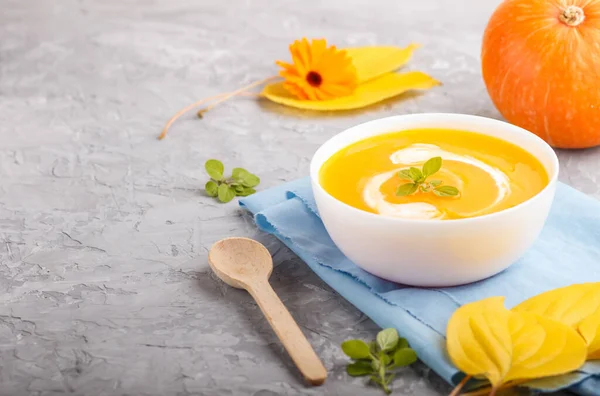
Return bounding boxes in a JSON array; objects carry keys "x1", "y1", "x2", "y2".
[{"x1": 319, "y1": 128, "x2": 548, "y2": 220}]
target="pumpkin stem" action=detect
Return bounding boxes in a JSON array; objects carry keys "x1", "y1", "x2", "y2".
[{"x1": 559, "y1": 5, "x2": 585, "y2": 27}]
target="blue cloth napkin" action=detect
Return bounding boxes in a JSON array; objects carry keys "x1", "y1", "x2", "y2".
[{"x1": 240, "y1": 178, "x2": 600, "y2": 395}]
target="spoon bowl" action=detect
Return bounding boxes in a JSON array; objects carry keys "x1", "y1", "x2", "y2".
[{"x1": 208, "y1": 237, "x2": 273, "y2": 289}]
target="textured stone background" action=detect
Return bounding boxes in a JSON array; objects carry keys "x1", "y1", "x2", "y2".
[{"x1": 1, "y1": 0, "x2": 597, "y2": 395}]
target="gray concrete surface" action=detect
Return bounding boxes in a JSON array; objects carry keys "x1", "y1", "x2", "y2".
[{"x1": 1, "y1": 0, "x2": 595, "y2": 394}]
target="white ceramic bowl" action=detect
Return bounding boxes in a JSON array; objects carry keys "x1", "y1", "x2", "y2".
[{"x1": 310, "y1": 113, "x2": 559, "y2": 286}]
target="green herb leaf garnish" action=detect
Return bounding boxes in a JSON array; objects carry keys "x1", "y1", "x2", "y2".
[
  {"x1": 433, "y1": 185, "x2": 460, "y2": 197},
  {"x1": 341, "y1": 339, "x2": 371, "y2": 359},
  {"x1": 205, "y1": 181, "x2": 219, "y2": 197},
  {"x1": 347, "y1": 360, "x2": 374, "y2": 376},
  {"x1": 205, "y1": 159, "x2": 225, "y2": 181},
  {"x1": 408, "y1": 167, "x2": 423, "y2": 183},
  {"x1": 397, "y1": 169, "x2": 413, "y2": 181},
  {"x1": 393, "y1": 348, "x2": 417, "y2": 367},
  {"x1": 395, "y1": 157, "x2": 460, "y2": 198},
  {"x1": 422, "y1": 156, "x2": 442, "y2": 178},
  {"x1": 204, "y1": 160, "x2": 260, "y2": 202},
  {"x1": 396, "y1": 183, "x2": 418, "y2": 197},
  {"x1": 341, "y1": 328, "x2": 418, "y2": 394},
  {"x1": 237, "y1": 187, "x2": 256, "y2": 197},
  {"x1": 377, "y1": 328, "x2": 399, "y2": 352},
  {"x1": 217, "y1": 183, "x2": 236, "y2": 203}
]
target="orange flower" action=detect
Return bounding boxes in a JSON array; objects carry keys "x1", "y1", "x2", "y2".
[{"x1": 276, "y1": 38, "x2": 358, "y2": 101}]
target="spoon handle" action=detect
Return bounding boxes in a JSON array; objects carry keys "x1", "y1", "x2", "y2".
[{"x1": 248, "y1": 280, "x2": 327, "y2": 385}]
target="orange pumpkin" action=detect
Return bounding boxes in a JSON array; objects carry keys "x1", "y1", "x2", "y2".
[{"x1": 482, "y1": 0, "x2": 600, "y2": 149}]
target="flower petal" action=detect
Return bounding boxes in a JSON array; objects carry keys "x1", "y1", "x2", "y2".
[
  {"x1": 345, "y1": 43, "x2": 420, "y2": 83},
  {"x1": 310, "y1": 38, "x2": 327, "y2": 65},
  {"x1": 261, "y1": 71, "x2": 440, "y2": 111}
]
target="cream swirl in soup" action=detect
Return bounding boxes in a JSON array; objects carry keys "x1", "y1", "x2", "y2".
[{"x1": 362, "y1": 144, "x2": 511, "y2": 219}]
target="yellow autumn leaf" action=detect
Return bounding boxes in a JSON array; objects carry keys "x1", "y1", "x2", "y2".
[
  {"x1": 345, "y1": 44, "x2": 420, "y2": 83},
  {"x1": 159, "y1": 41, "x2": 435, "y2": 140},
  {"x1": 513, "y1": 283, "x2": 600, "y2": 358},
  {"x1": 579, "y1": 310, "x2": 600, "y2": 359},
  {"x1": 506, "y1": 312, "x2": 587, "y2": 381},
  {"x1": 447, "y1": 297, "x2": 587, "y2": 391},
  {"x1": 446, "y1": 297, "x2": 512, "y2": 387},
  {"x1": 262, "y1": 71, "x2": 440, "y2": 111}
]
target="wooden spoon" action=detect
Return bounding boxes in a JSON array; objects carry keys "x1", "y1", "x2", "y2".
[{"x1": 208, "y1": 237, "x2": 327, "y2": 386}]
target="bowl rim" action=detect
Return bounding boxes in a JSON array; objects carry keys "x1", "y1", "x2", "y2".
[{"x1": 310, "y1": 113, "x2": 560, "y2": 225}]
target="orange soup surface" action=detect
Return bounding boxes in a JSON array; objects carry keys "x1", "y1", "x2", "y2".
[{"x1": 319, "y1": 128, "x2": 549, "y2": 220}]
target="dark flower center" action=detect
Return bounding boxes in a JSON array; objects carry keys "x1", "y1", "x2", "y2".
[{"x1": 306, "y1": 71, "x2": 323, "y2": 87}]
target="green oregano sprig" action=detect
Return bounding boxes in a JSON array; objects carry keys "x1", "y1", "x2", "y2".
[
  {"x1": 204, "y1": 159, "x2": 260, "y2": 203},
  {"x1": 396, "y1": 156, "x2": 459, "y2": 198},
  {"x1": 341, "y1": 328, "x2": 418, "y2": 394}
]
